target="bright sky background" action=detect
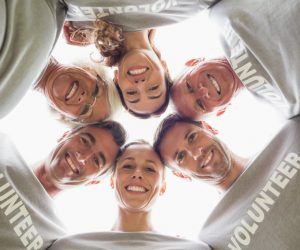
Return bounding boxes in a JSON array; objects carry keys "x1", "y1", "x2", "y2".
[{"x1": 0, "y1": 11, "x2": 285, "y2": 240}]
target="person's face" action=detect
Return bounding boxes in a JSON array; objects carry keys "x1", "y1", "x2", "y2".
[
  {"x1": 44, "y1": 66, "x2": 110, "y2": 123},
  {"x1": 112, "y1": 144, "x2": 166, "y2": 212},
  {"x1": 45, "y1": 126, "x2": 119, "y2": 189},
  {"x1": 115, "y1": 49, "x2": 167, "y2": 115},
  {"x1": 172, "y1": 60, "x2": 240, "y2": 120},
  {"x1": 159, "y1": 122, "x2": 232, "y2": 184}
]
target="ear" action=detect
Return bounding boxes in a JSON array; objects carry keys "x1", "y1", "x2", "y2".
[
  {"x1": 172, "y1": 171, "x2": 192, "y2": 181},
  {"x1": 57, "y1": 130, "x2": 71, "y2": 143},
  {"x1": 110, "y1": 176, "x2": 114, "y2": 189},
  {"x1": 159, "y1": 182, "x2": 166, "y2": 196},
  {"x1": 148, "y1": 29, "x2": 156, "y2": 44},
  {"x1": 63, "y1": 21, "x2": 91, "y2": 47},
  {"x1": 185, "y1": 58, "x2": 205, "y2": 67},
  {"x1": 113, "y1": 70, "x2": 119, "y2": 86},
  {"x1": 216, "y1": 103, "x2": 231, "y2": 117},
  {"x1": 201, "y1": 121, "x2": 218, "y2": 135}
]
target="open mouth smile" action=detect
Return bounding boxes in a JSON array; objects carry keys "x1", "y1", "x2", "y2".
[
  {"x1": 65, "y1": 81, "x2": 79, "y2": 101},
  {"x1": 207, "y1": 74, "x2": 221, "y2": 95},
  {"x1": 127, "y1": 67, "x2": 149, "y2": 76},
  {"x1": 125, "y1": 185, "x2": 149, "y2": 193},
  {"x1": 65, "y1": 153, "x2": 80, "y2": 174},
  {"x1": 200, "y1": 150, "x2": 213, "y2": 168}
]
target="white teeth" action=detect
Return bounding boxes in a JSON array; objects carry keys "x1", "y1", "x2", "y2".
[
  {"x1": 208, "y1": 74, "x2": 221, "y2": 94},
  {"x1": 66, "y1": 81, "x2": 78, "y2": 101},
  {"x1": 66, "y1": 154, "x2": 79, "y2": 174},
  {"x1": 203, "y1": 151, "x2": 213, "y2": 167},
  {"x1": 129, "y1": 67, "x2": 147, "y2": 75},
  {"x1": 126, "y1": 185, "x2": 147, "y2": 192}
]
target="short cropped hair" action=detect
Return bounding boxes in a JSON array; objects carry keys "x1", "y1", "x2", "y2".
[
  {"x1": 70, "y1": 120, "x2": 127, "y2": 148},
  {"x1": 153, "y1": 113, "x2": 203, "y2": 164},
  {"x1": 115, "y1": 76, "x2": 172, "y2": 119}
]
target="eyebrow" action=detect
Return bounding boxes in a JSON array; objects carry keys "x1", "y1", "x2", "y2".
[
  {"x1": 98, "y1": 152, "x2": 106, "y2": 167},
  {"x1": 146, "y1": 159, "x2": 156, "y2": 164},
  {"x1": 82, "y1": 132, "x2": 96, "y2": 144},
  {"x1": 173, "y1": 150, "x2": 179, "y2": 162},
  {"x1": 124, "y1": 157, "x2": 135, "y2": 161}
]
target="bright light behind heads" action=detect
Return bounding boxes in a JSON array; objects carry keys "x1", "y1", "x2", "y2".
[{"x1": 0, "y1": 11, "x2": 285, "y2": 240}]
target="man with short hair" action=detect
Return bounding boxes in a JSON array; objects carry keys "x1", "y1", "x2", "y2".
[
  {"x1": 154, "y1": 114, "x2": 300, "y2": 249},
  {"x1": 34, "y1": 57, "x2": 121, "y2": 124},
  {"x1": 0, "y1": 120, "x2": 126, "y2": 249}
]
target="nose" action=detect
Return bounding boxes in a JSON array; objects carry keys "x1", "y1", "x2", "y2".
[
  {"x1": 132, "y1": 75, "x2": 146, "y2": 84},
  {"x1": 131, "y1": 168, "x2": 143, "y2": 180},
  {"x1": 77, "y1": 90, "x2": 94, "y2": 104},
  {"x1": 188, "y1": 146, "x2": 203, "y2": 160},
  {"x1": 75, "y1": 150, "x2": 93, "y2": 164},
  {"x1": 195, "y1": 84, "x2": 209, "y2": 98}
]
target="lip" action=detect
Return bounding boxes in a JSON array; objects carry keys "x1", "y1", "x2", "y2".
[
  {"x1": 127, "y1": 66, "x2": 149, "y2": 76},
  {"x1": 207, "y1": 74, "x2": 221, "y2": 95},
  {"x1": 200, "y1": 150, "x2": 213, "y2": 169},
  {"x1": 124, "y1": 184, "x2": 149, "y2": 193},
  {"x1": 65, "y1": 81, "x2": 79, "y2": 101},
  {"x1": 65, "y1": 152, "x2": 81, "y2": 174}
]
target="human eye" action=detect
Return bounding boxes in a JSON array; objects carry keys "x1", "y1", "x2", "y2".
[
  {"x1": 93, "y1": 156, "x2": 100, "y2": 169},
  {"x1": 126, "y1": 90, "x2": 138, "y2": 96},
  {"x1": 122, "y1": 164, "x2": 134, "y2": 170},
  {"x1": 79, "y1": 104, "x2": 91, "y2": 116},
  {"x1": 148, "y1": 85, "x2": 159, "y2": 91},
  {"x1": 79, "y1": 134, "x2": 92, "y2": 146},
  {"x1": 145, "y1": 166, "x2": 156, "y2": 173},
  {"x1": 176, "y1": 151, "x2": 186, "y2": 165},
  {"x1": 188, "y1": 132, "x2": 198, "y2": 144},
  {"x1": 186, "y1": 80, "x2": 194, "y2": 93},
  {"x1": 91, "y1": 83, "x2": 99, "y2": 98}
]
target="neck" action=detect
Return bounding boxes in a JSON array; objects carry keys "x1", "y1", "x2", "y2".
[
  {"x1": 123, "y1": 30, "x2": 152, "y2": 52},
  {"x1": 217, "y1": 153, "x2": 248, "y2": 191},
  {"x1": 111, "y1": 207, "x2": 154, "y2": 232},
  {"x1": 32, "y1": 161, "x2": 61, "y2": 197}
]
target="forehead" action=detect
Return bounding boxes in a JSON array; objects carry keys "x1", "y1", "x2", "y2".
[
  {"x1": 69, "y1": 127, "x2": 114, "y2": 144},
  {"x1": 119, "y1": 144, "x2": 161, "y2": 163}
]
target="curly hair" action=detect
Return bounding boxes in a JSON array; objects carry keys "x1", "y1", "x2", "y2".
[
  {"x1": 92, "y1": 19, "x2": 125, "y2": 67},
  {"x1": 70, "y1": 19, "x2": 125, "y2": 67}
]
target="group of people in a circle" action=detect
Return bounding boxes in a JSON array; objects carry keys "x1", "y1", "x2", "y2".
[{"x1": 1, "y1": 1, "x2": 300, "y2": 250}]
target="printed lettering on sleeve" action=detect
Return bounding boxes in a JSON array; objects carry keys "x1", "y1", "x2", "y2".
[
  {"x1": 0, "y1": 173, "x2": 44, "y2": 250},
  {"x1": 227, "y1": 152, "x2": 300, "y2": 250}
]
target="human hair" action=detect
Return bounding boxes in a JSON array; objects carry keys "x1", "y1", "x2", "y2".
[
  {"x1": 70, "y1": 120, "x2": 127, "y2": 148},
  {"x1": 153, "y1": 113, "x2": 203, "y2": 165},
  {"x1": 115, "y1": 76, "x2": 173, "y2": 119}
]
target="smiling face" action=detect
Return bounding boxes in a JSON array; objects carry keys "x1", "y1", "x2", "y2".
[
  {"x1": 112, "y1": 144, "x2": 166, "y2": 212},
  {"x1": 159, "y1": 122, "x2": 232, "y2": 184},
  {"x1": 45, "y1": 126, "x2": 119, "y2": 189},
  {"x1": 115, "y1": 49, "x2": 167, "y2": 115},
  {"x1": 172, "y1": 59, "x2": 242, "y2": 120},
  {"x1": 43, "y1": 66, "x2": 111, "y2": 123}
]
